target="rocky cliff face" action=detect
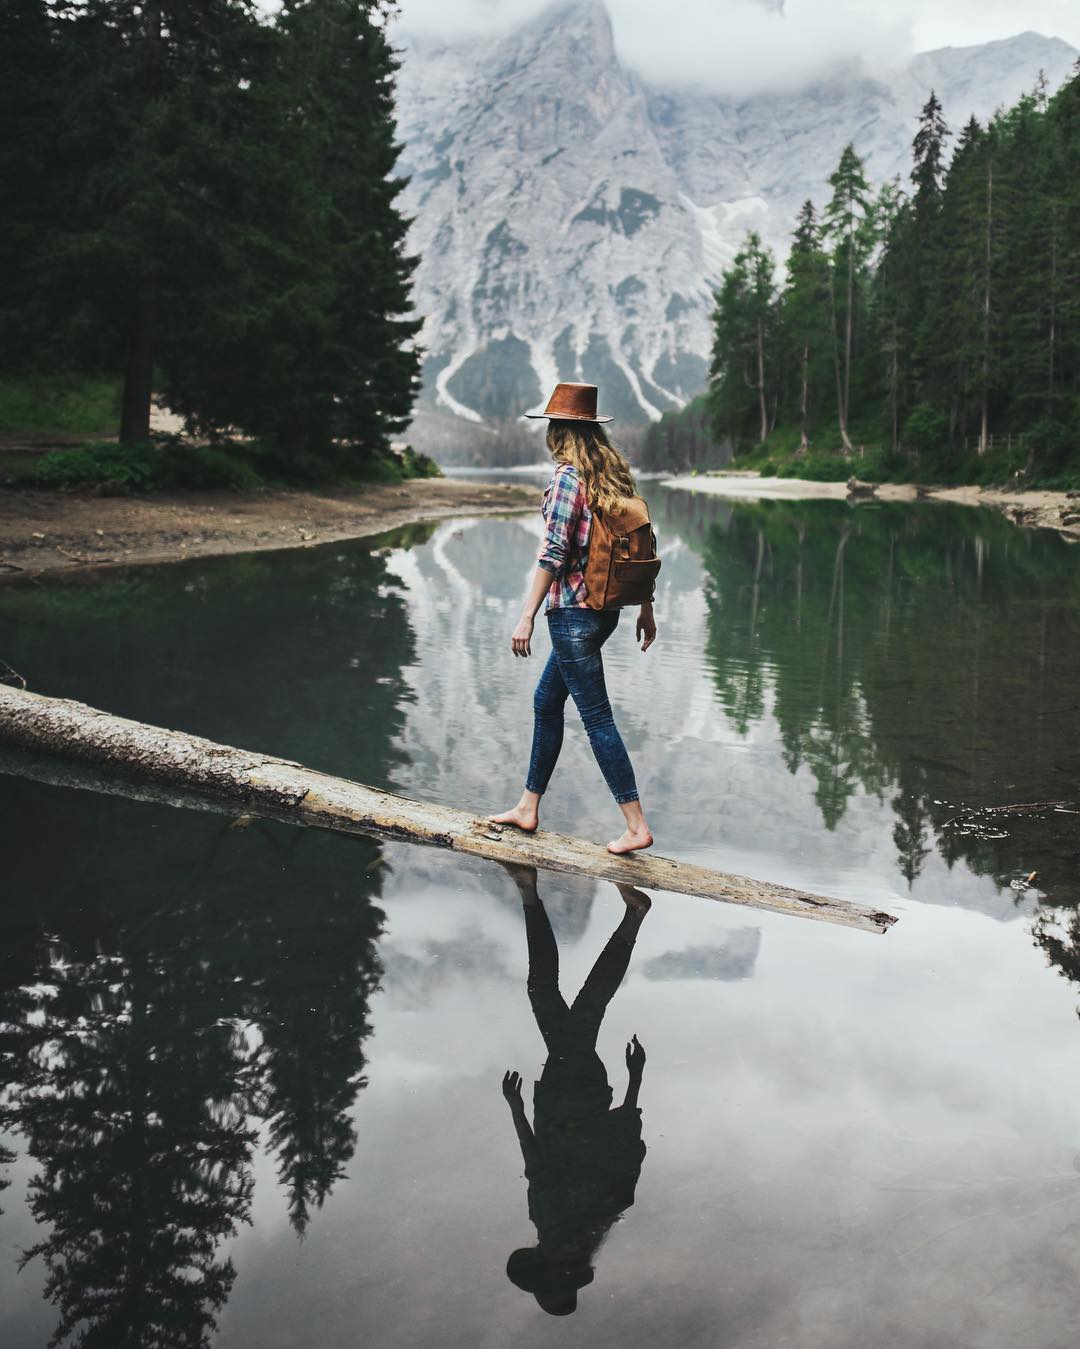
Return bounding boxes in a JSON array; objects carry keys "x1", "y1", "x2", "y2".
[{"x1": 394, "y1": 1, "x2": 1076, "y2": 432}]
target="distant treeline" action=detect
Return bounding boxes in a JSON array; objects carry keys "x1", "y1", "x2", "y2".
[
  {"x1": 652, "y1": 66, "x2": 1080, "y2": 487},
  {"x1": 638, "y1": 394, "x2": 729, "y2": 474},
  {"x1": 0, "y1": 1, "x2": 419, "y2": 473}
]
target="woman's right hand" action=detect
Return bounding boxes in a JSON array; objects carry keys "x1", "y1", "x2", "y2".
[
  {"x1": 511, "y1": 615, "x2": 534, "y2": 657},
  {"x1": 636, "y1": 605, "x2": 657, "y2": 653}
]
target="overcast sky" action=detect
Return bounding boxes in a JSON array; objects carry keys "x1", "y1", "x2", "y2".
[{"x1": 393, "y1": 0, "x2": 1080, "y2": 96}]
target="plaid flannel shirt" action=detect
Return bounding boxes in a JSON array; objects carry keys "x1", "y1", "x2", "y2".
[{"x1": 537, "y1": 464, "x2": 591, "y2": 611}]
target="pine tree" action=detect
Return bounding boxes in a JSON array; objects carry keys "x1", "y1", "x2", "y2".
[
  {"x1": 868, "y1": 177, "x2": 907, "y2": 454},
  {"x1": 164, "y1": 0, "x2": 421, "y2": 464},
  {"x1": 0, "y1": 1, "x2": 71, "y2": 368},
  {"x1": 23, "y1": 1, "x2": 274, "y2": 444},
  {"x1": 782, "y1": 201, "x2": 833, "y2": 452},
  {"x1": 911, "y1": 91, "x2": 951, "y2": 215},
  {"x1": 823, "y1": 144, "x2": 874, "y2": 452},
  {"x1": 907, "y1": 93, "x2": 951, "y2": 402},
  {"x1": 709, "y1": 232, "x2": 778, "y2": 446}
]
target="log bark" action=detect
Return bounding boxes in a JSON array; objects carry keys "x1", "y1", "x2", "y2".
[{"x1": 0, "y1": 687, "x2": 897, "y2": 934}]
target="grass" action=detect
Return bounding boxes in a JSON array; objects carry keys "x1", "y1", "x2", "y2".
[{"x1": 0, "y1": 375, "x2": 121, "y2": 436}]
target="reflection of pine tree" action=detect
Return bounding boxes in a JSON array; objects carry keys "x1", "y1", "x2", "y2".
[
  {"x1": 0, "y1": 524, "x2": 419, "y2": 1332},
  {"x1": 0, "y1": 1143, "x2": 12, "y2": 1216},
  {"x1": 1, "y1": 812, "x2": 390, "y2": 1340},
  {"x1": 697, "y1": 496, "x2": 1080, "y2": 892},
  {"x1": 892, "y1": 781, "x2": 932, "y2": 887},
  {"x1": 1033, "y1": 909, "x2": 1080, "y2": 999},
  {"x1": 227, "y1": 832, "x2": 384, "y2": 1235},
  {"x1": 7, "y1": 942, "x2": 254, "y2": 1349}
]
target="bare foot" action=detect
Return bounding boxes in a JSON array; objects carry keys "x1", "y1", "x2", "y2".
[
  {"x1": 607, "y1": 825, "x2": 653, "y2": 856},
  {"x1": 488, "y1": 804, "x2": 538, "y2": 833},
  {"x1": 615, "y1": 883, "x2": 652, "y2": 912}
]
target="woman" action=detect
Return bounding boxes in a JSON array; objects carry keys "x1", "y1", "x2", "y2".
[{"x1": 490, "y1": 382, "x2": 655, "y2": 855}]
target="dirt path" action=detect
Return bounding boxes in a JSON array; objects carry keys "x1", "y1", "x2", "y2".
[
  {"x1": 662, "y1": 473, "x2": 1080, "y2": 539},
  {"x1": 0, "y1": 478, "x2": 535, "y2": 580}
]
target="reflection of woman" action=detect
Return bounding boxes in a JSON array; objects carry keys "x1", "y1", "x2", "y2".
[
  {"x1": 489, "y1": 382, "x2": 656, "y2": 855},
  {"x1": 501, "y1": 865, "x2": 650, "y2": 1316}
]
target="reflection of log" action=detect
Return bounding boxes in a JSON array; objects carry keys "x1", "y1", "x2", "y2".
[{"x1": 0, "y1": 687, "x2": 896, "y2": 934}]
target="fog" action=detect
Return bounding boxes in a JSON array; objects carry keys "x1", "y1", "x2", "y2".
[{"x1": 393, "y1": 0, "x2": 1080, "y2": 97}]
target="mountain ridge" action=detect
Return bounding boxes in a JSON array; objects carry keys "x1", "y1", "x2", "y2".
[{"x1": 394, "y1": 2, "x2": 1078, "y2": 436}]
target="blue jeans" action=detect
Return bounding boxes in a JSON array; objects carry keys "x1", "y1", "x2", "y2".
[{"x1": 525, "y1": 607, "x2": 640, "y2": 804}]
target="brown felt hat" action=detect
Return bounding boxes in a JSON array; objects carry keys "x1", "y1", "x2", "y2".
[{"x1": 525, "y1": 382, "x2": 613, "y2": 424}]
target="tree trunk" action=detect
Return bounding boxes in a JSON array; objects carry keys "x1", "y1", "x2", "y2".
[
  {"x1": 798, "y1": 342, "x2": 809, "y2": 454},
  {"x1": 0, "y1": 686, "x2": 896, "y2": 934},
  {"x1": 828, "y1": 267, "x2": 854, "y2": 453},
  {"x1": 755, "y1": 318, "x2": 768, "y2": 444},
  {"x1": 118, "y1": 0, "x2": 165, "y2": 447},
  {"x1": 119, "y1": 278, "x2": 156, "y2": 446},
  {"x1": 979, "y1": 161, "x2": 993, "y2": 457},
  {"x1": 1047, "y1": 212, "x2": 1057, "y2": 403},
  {"x1": 844, "y1": 228, "x2": 855, "y2": 443}
]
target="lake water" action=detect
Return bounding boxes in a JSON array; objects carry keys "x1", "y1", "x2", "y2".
[{"x1": 2, "y1": 484, "x2": 1080, "y2": 1348}]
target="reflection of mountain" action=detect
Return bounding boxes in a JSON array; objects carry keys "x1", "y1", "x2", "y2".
[
  {"x1": 694, "y1": 496, "x2": 1080, "y2": 903},
  {"x1": 381, "y1": 932, "x2": 513, "y2": 1007},
  {"x1": 382, "y1": 508, "x2": 712, "y2": 932},
  {"x1": 375, "y1": 492, "x2": 1078, "y2": 919},
  {"x1": 644, "y1": 928, "x2": 761, "y2": 982}
]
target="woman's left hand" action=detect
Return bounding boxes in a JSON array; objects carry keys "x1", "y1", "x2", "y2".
[
  {"x1": 636, "y1": 606, "x2": 657, "y2": 653},
  {"x1": 511, "y1": 615, "x2": 534, "y2": 657}
]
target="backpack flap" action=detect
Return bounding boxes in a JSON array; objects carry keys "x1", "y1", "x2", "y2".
[{"x1": 584, "y1": 495, "x2": 661, "y2": 609}]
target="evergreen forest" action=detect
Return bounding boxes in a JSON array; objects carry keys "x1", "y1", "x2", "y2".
[
  {"x1": 0, "y1": 0, "x2": 421, "y2": 483},
  {"x1": 645, "y1": 67, "x2": 1080, "y2": 488}
]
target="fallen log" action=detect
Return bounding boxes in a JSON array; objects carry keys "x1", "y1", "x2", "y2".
[
  {"x1": 0, "y1": 686, "x2": 896, "y2": 934},
  {"x1": 846, "y1": 475, "x2": 879, "y2": 499}
]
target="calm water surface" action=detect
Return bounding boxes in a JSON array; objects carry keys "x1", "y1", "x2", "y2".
[{"x1": 2, "y1": 487, "x2": 1080, "y2": 1348}]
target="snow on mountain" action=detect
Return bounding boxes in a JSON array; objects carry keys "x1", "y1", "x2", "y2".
[{"x1": 394, "y1": 1, "x2": 1077, "y2": 431}]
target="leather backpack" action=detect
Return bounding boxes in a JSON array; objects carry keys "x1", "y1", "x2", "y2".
[{"x1": 583, "y1": 496, "x2": 661, "y2": 610}]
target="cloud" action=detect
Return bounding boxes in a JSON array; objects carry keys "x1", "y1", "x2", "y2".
[
  {"x1": 393, "y1": 0, "x2": 555, "y2": 44},
  {"x1": 609, "y1": 0, "x2": 913, "y2": 95},
  {"x1": 903, "y1": 0, "x2": 1080, "y2": 51},
  {"x1": 393, "y1": 0, "x2": 1080, "y2": 97}
]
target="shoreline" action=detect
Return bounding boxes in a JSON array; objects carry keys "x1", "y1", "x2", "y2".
[
  {"x1": 0, "y1": 478, "x2": 535, "y2": 582},
  {"x1": 3, "y1": 469, "x2": 1077, "y2": 584},
  {"x1": 661, "y1": 472, "x2": 1080, "y2": 539}
]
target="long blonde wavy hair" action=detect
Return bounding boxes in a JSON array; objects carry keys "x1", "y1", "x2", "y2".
[{"x1": 547, "y1": 421, "x2": 636, "y2": 513}]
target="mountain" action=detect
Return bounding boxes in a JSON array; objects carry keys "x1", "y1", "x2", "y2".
[{"x1": 393, "y1": 1, "x2": 1077, "y2": 439}]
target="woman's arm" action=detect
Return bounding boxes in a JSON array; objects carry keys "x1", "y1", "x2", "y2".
[
  {"x1": 511, "y1": 567, "x2": 556, "y2": 657},
  {"x1": 511, "y1": 468, "x2": 579, "y2": 656},
  {"x1": 502, "y1": 1070, "x2": 541, "y2": 1170},
  {"x1": 636, "y1": 602, "x2": 656, "y2": 653}
]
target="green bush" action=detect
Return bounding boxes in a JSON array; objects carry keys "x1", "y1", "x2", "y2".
[
  {"x1": 401, "y1": 445, "x2": 442, "y2": 479},
  {"x1": 902, "y1": 404, "x2": 950, "y2": 457},
  {"x1": 783, "y1": 452, "x2": 851, "y2": 482},
  {"x1": 15, "y1": 439, "x2": 262, "y2": 493},
  {"x1": 1019, "y1": 416, "x2": 1077, "y2": 487},
  {"x1": 11, "y1": 431, "x2": 441, "y2": 495}
]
